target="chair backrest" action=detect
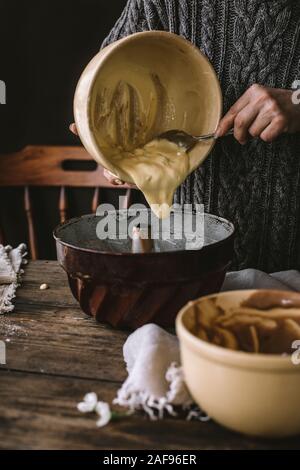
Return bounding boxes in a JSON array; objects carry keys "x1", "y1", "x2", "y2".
[{"x1": 0, "y1": 145, "x2": 132, "y2": 259}]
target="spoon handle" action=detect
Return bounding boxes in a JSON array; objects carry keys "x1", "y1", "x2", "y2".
[{"x1": 196, "y1": 128, "x2": 234, "y2": 142}]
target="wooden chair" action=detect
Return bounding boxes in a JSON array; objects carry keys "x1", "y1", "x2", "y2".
[{"x1": 0, "y1": 145, "x2": 133, "y2": 259}]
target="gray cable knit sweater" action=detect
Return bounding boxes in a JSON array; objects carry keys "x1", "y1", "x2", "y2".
[{"x1": 102, "y1": 0, "x2": 300, "y2": 272}]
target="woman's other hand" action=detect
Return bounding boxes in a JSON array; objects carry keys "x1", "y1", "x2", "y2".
[
  {"x1": 69, "y1": 123, "x2": 136, "y2": 188},
  {"x1": 216, "y1": 85, "x2": 300, "y2": 144}
]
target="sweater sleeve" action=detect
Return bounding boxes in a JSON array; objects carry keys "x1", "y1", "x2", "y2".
[{"x1": 101, "y1": 0, "x2": 169, "y2": 49}]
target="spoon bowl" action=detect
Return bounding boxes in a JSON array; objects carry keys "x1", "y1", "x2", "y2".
[{"x1": 157, "y1": 128, "x2": 234, "y2": 152}]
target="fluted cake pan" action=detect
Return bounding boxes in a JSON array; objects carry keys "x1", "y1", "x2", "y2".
[{"x1": 54, "y1": 211, "x2": 235, "y2": 330}]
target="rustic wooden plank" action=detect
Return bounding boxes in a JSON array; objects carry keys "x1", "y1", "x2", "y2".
[
  {"x1": 0, "y1": 261, "x2": 128, "y2": 382},
  {"x1": 0, "y1": 307, "x2": 127, "y2": 382},
  {"x1": 14, "y1": 260, "x2": 78, "y2": 308},
  {"x1": 1, "y1": 370, "x2": 299, "y2": 450}
]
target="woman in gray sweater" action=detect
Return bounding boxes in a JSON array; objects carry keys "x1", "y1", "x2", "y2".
[{"x1": 71, "y1": 0, "x2": 300, "y2": 272}]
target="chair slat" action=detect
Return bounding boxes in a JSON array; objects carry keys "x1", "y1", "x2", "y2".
[
  {"x1": 122, "y1": 189, "x2": 132, "y2": 210},
  {"x1": 59, "y1": 186, "x2": 68, "y2": 223},
  {"x1": 0, "y1": 146, "x2": 129, "y2": 188},
  {"x1": 0, "y1": 226, "x2": 5, "y2": 246},
  {"x1": 24, "y1": 186, "x2": 38, "y2": 260},
  {"x1": 92, "y1": 187, "x2": 100, "y2": 213}
]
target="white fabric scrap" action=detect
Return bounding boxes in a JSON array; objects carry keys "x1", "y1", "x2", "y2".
[
  {"x1": 113, "y1": 324, "x2": 193, "y2": 420},
  {"x1": 77, "y1": 392, "x2": 112, "y2": 427},
  {"x1": 0, "y1": 244, "x2": 27, "y2": 314}
]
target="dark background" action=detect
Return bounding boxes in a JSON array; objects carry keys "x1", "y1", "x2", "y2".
[{"x1": 0, "y1": 0, "x2": 131, "y2": 258}]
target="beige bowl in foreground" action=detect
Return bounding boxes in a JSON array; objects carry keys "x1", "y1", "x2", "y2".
[
  {"x1": 74, "y1": 31, "x2": 222, "y2": 183},
  {"x1": 176, "y1": 290, "x2": 300, "y2": 438}
]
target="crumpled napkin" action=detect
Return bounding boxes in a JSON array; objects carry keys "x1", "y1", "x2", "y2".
[
  {"x1": 114, "y1": 324, "x2": 193, "y2": 419},
  {"x1": 0, "y1": 244, "x2": 27, "y2": 314},
  {"x1": 114, "y1": 269, "x2": 300, "y2": 418}
]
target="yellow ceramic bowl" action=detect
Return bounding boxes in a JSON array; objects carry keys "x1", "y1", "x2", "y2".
[
  {"x1": 74, "y1": 31, "x2": 222, "y2": 184},
  {"x1": 176, "y1": 290, "x2": 300, "y2": 438}
]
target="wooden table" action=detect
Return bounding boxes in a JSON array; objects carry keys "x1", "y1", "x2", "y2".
[{"x1": 0, "y1": 261, "x2": 299, "y2": 450}]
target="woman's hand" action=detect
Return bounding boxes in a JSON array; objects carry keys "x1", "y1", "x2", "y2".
[
  {"x1": 216, "y1": 85, "x2": 300, "y2": 144},
  {"x1": 69, "y1": 123, "x2": 136, "y2": 188}
]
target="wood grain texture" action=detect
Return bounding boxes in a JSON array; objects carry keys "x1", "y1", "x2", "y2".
[
  {"x1": 24, "y1": 186, "x2": 38, "y2": 260},
  {"x1": 0, "y1": 261, "x2": 299, "y2": 450},
  {"x1": 0, "y1": 145, "x2": 129, "y2": 188},
  {"x1": 59, "y1": 186, "x2": 68, "y2": 223},
  {"x1": 2, "y1": 370, "x2": 300, "y2": 450},
  {"x1": 91, "y1": 187, "x2": 100, "y2": 213}
]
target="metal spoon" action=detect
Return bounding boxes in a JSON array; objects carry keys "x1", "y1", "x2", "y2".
[{"x1": 157, "y1": 128, "x2": 234, "y2": 152}]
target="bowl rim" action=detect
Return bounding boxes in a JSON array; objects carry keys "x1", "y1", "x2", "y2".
[
  {"x1": 53, "y1": 212, "x2": 235, "y2": 257},
  {"x1": 82, "y1": 30, "x2": 223, "y2": 179},
  {"x1": 176, "y1": 289, "x2": 300, "y2": 371}
]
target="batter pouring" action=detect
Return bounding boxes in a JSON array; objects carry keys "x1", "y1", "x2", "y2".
[{"x1": 89, "y1": 77, "x2": 191, "y2": 219}]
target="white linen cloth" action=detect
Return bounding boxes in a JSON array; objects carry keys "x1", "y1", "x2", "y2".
[
  {"x1": 0, "y1": 244, "x2": 27, "y2": 314},
  {"x1": 114, "y1": 269, "x2": 300, "y2": 418},
  {"x1": 114, "y1": 324, "x2": 193, "y2": 419}
]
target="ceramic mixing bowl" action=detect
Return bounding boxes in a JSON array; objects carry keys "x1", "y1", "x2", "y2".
[
  {"x1": 176, "y1": 290, "x2": 300, "y2": 438},
  {"x1": 54, "y1": 211, "x2": 234, "y2": 330},
  {"x1": 74, "y1": 31, "x2": 222, "y2": 184}
]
